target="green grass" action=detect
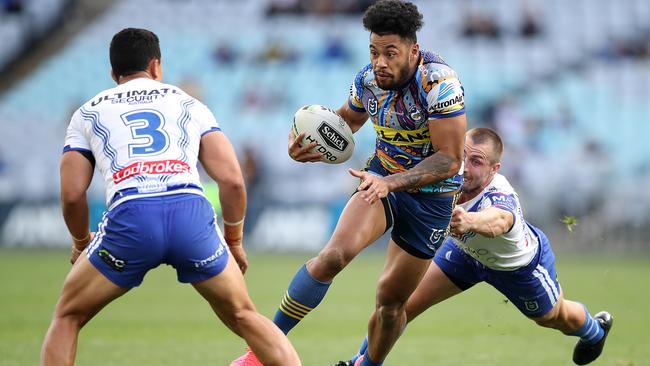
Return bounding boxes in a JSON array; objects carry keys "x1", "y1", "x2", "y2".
[{"x1": 1, "y1": 249, "x2": 648, "y2": 366}]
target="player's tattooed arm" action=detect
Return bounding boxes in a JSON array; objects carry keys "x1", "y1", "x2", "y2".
[
  {"x1": 385, "y1": 114, "x2": 466, "y2": 191},
  {"x1": 384, "y1": 152, "x2": 457, "y2": 191}
]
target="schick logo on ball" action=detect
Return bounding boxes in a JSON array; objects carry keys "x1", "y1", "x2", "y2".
[{"x1": 317, "y1": 123, "x2": 348, "y2": 152}]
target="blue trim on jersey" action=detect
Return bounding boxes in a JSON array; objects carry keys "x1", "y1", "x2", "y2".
[
  {"x1": 421, "y1": 51, "x2": 448, "y2": 66},
  {"x1": 430, "y1": 108, "x2": 466, "y2": 119},
  {"x1": 348, "y1": 100, "x2": 366, "y2": 113},
  {"x1": 200, "y1": 127, "x2": 222, "y2": 137},
  {"x1": 80, "y1": 107, "x2": 123, "y2": 173},
  {"x1": 378, "y1": 91, "x2": 394, "y2": 127},
  {"x1": 415, "y1": 68, "x2": 428, "y2": 103},
  {"x1": 62, "y1": 146, "x2": 92, "y2": 154},
  {"x1": 175, "y1": 99, "x2": 194, "y2": 163},
  {"x1": 466, "y1": 198, "x2": 483, "y2": 213},
  {"x1": 354, "y1": 64, "x2": 372, "y2": 101}
]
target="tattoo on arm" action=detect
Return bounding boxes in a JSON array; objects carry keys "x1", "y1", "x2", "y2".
[{"x1": 385, "y1": 152, "x2": 457, "y2": 192}]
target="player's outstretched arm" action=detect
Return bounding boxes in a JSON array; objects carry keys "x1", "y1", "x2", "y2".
[
  {"x1": 386, "y1": 114, "x2": 466, "y2": 191},
  {"x1": 450, "y1": 206, "x2": 514, "y2": 238},
  {"x1": 60, "y1": 151, "x2": 94, "y2": 264},
  {"x1": 199, "y1": 131, "x2": 248, "y2": 273}
]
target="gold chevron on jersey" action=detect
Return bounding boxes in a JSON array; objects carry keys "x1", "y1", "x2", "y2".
[
  {"x1": 279, "y1": 292, "x2": 313, "y2": 320},
  {"x1": 373, "y1": 124, "x2": 430, "y2": 145}
]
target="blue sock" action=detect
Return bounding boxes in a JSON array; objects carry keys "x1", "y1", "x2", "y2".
[
  {"x1": 350, "y1": 336, "x2": 368, "y2": 363},
  {"x1": 571, "y1": 304, "x2": 605, "y2": 345},
  {"x1": 273, "y1": 264, "x2": 331, "y2": 334},
  {"x1": 360, "y1": 350, "x2": 383, "y2": 366}
]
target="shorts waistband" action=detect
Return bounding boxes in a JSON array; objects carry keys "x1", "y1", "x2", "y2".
[{"x1": 109, "y1": 183, "x2": 202, "y2": 208}]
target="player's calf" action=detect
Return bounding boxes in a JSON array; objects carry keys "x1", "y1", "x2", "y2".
[{"x1": 532, "y1": 297, "x2": 585, "y2": 335}]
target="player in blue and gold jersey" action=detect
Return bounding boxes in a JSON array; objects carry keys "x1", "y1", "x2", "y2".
[{"x1": 231, "y1": 1, "x2": 465, "y2": 365}]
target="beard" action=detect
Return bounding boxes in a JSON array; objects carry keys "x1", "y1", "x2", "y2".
[{"x1": 375, "y1": 62, "x2": 413, "y2": 90}]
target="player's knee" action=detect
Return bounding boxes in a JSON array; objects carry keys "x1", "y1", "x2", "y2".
[
  {"x1": 312, "y1": 246, "x2": 353, "y2": 280},
  {"x1": 223, "y1": 309, "x2": 256, "y2": 336},
  {"x1": 53, "y1": 311, "x2": 91, "y2": 329}
]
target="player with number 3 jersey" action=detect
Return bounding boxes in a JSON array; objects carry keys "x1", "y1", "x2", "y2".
[{"x1": 41, "y1": 28, "x2": 301, "y2": 366}]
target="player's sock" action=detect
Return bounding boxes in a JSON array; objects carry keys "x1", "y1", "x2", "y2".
[
  {"x1": 571, "y1": 304, "x2": 605, "y2": 345},
  {"x1": 273, "y1": 264, "x2": 331, "y2": 334},
  {"x1": 350, "y1": 336, "x2": 368, "y2": 363},
  {"x1": 360, "y1": 350, "x2": 383, "y2": 366}
]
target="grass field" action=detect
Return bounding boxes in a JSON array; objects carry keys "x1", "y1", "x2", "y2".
[{"x1": 1, "y1": 248, "x2": 649, "y2": 366}]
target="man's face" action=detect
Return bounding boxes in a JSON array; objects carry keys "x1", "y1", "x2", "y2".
[
  {"x1": 369, "y1": 33, "x2": 418, "y2": 90},
  {"x1": 462, "y1": 138, "x2": 499, "y2": 193}
]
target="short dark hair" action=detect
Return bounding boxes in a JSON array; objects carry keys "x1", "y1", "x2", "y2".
[
  {"x1": 110, "y1": 28, "x2": 161, "y2": 79},
  {"x1": 362, "y1": 0, "x2": 423, "y2": 43},
  {"x1": 468, "y1": 128, "x2": 504, "y2": 163}
]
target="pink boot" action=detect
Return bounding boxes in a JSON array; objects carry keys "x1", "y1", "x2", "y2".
[{"x1": 229, "y1": 348, "x2": 263, "y2": 366}]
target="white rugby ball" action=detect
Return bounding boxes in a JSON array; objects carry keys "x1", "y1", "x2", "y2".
[{"x1": 292, "y1": 104, "x2": 355, "y2": 164}]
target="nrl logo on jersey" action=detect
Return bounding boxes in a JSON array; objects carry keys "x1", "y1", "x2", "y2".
[{"x1": 367, "y1": 97, "x2": 378, "y2": 116}]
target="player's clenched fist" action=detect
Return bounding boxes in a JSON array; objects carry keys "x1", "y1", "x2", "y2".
[{"x1": 450, "y1": 206, "x2": 473, "y2": 235}]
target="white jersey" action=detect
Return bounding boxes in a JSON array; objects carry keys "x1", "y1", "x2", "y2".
[
  {"x1": 63, "y1": 78, "x2": 221, "y2": 209},
  {"x1": 450, "y1": 174, "x2": 539, "y2": 270}
]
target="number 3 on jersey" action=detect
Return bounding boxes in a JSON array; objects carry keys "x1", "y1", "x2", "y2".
[{"x1": 121, "y1": 109, "x2": 169, "y2": 157}]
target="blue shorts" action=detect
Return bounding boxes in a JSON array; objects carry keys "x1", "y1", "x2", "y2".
[
  {"x1": 367, "y1": 157, "x2": 457, "y2": 259},
  {"x1": 86, "y1": 193, "x2": 229, "y2": 288},
  {"x1": 433, "y1": 224, "x2": 561, "y2": 317}
]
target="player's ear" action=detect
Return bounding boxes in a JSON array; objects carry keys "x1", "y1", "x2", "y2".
[
  {"x1": 110, "y1": 69, "x2": 118, "y2": 84},
  {"x1": 411, "y1": 42, "x2": 419, "y2": 59},
  {"x1": 492, "y1": 162, "x2": 501, "y2": 174},
  {"x1": 149, "y1": 58, "x2": 163, "y2": 81}
]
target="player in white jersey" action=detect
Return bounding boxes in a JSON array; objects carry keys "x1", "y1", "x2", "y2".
[
  {"x1": 338, "y1": 128, "x2": 613, "y2": 365},
  {"x1": 40, "y1": 28, "x2": 301, "y2": 366}
]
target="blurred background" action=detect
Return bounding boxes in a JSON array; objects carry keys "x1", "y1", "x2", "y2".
[{"x1": 0, "y1": 0, "x2": 648, "y2": 254}]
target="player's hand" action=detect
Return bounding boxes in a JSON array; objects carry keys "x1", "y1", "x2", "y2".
[
  {"x1": 288, "y1": 130, "x2": 321, "y2": 163},
  {"x1": 450, "y1": 206, "x2": 473, "y2": 235},
  {"x1": 70, "y1": 232, "x2": 94, "y2": 265},
  {"x1": 349, "y1": 168, "x2": 389, "y2": 205},
  {"x1": 227, "y1": 239, "x2": 249, "y2": 274}
]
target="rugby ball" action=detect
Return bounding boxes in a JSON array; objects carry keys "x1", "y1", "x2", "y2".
[{"x1": 292, "y1": 104, "x2": 355, "y2": 164}]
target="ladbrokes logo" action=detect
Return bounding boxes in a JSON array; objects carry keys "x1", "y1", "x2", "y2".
[
  {"x1": 113, "y1": 159, "x2": 190, "y2": 183},
  {"x1": 318, "y1": 123, "x2": 348, "y2": 152}
]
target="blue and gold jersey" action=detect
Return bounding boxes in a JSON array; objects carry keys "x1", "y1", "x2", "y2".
[{"x1": 348, "y1": 50, "x2": 465, "y2": 193}]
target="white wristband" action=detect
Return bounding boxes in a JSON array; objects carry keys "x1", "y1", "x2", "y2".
[{"x1": 223, "y1": 217, "x2": 245, "y2": 226}]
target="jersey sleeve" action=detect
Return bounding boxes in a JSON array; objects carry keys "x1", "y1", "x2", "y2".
[
  {"x1": 62, "y1": 109, "x2": 91, "y2": 153},
  {"x1": 480, "y1": 192, "x2": 518, "y2": 215},
  {"x1": 195, "y1": 101, "x2": 222, "y2": 136},
  {"x1": 347, "y1": 64, "x2": 371, "y2": 113},
  {"x1": 425, "y1": 69, "x2": 465, "y2": 119}
]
